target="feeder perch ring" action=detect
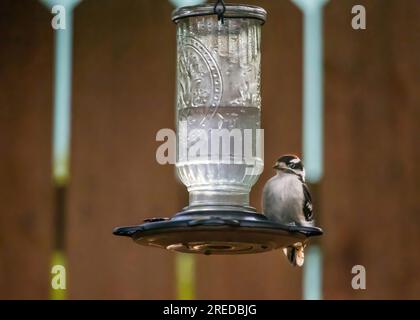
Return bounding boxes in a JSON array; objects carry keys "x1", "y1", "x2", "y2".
[{"x1": 113, "y1": 210, "x2": 323, "y2": 255}]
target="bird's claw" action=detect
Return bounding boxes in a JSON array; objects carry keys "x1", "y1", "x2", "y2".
[
  {"x1": 283, "y1": 243, "x2": 306, "y2": 267},
  {"x1": 295, "y1": 246, "x2": 305, "y2": 267}
]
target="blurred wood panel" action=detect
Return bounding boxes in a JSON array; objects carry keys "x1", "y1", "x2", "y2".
[
  {"x1": 67, "y1": 0, "x2": 179, "y2": 299},
  {"x1": 0, "y1": 0, "x2": 54, "y2": 299},
  {"x1": 323, "y1": 0, "x2": 420, "y2": 299}
]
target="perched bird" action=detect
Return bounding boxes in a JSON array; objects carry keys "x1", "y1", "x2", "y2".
[{"x1": 262, "y1": 155, "x2": 314, "y2": 267}]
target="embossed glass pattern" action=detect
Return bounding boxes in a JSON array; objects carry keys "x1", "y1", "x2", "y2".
[{"x1": 174, "y1": 8, "x2": 265, "y2": 209}]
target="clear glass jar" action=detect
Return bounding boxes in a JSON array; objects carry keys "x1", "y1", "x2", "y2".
[{"x1": 173, "y1": 4, "x2": 266, "y2": 210}]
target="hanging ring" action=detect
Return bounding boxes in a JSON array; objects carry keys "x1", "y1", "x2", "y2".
[{"x1": 214, "y1": 0, "x2": 226, "y2": 24}]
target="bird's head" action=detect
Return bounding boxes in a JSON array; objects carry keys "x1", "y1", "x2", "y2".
[{"x1": 273, "y1": 155, "x2": 306, "y2": 181}]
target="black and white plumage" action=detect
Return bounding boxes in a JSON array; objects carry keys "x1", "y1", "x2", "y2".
[{"x1": 262, "y1": 155, "x2": 314, "y2": 267}]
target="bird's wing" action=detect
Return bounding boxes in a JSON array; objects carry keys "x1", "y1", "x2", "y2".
[
  {"x1": 262, "y1": 182, "x2": 277, "y2": 214},
  {"x1": 302, "y1": 183, "x2": 314, "y2": 222}
]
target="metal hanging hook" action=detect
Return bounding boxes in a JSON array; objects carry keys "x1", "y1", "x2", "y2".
[{"x1": 214, "y1": 0, "x2": 226, "y2": 24}]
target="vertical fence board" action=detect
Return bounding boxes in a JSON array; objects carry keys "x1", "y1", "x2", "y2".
[
  {"x1": 67, "y1": 0, "x2": 179, "y2": 299},
  {"x1": 323, "y1": 0, "x2": 420, "y2": 299},
  {"x1": 0, "y1": 0, "x2": 54, "y2": 299}
]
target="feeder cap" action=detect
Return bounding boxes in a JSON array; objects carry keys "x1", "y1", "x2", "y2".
[{"x1": 172, "y1": 4, "x2": 267, "y2": 24}]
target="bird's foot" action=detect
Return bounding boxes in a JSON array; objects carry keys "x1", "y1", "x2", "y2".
[
  {"x1": 283, "y1": 243, "x2": 305, "y2": 267},
  {"x1": 295, "y1": 246, "x2": 305, "y2": 267}
]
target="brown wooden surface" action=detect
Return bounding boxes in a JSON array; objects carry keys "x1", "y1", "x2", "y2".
[
  {"x1": 323, "y1": 0, "x2": 420, "y2": 299},
  {"x1": 67, "y1": 0, "x2": 179, "y2": 299},
  {"x1": 0, "y1": 0, "x2": 54, "y2": 299},
  {"x1": 0, "y1": 0, "x2": 419, "y2": 299}
]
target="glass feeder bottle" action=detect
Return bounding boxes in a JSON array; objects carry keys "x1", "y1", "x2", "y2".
[{"x1": 173, "y1": 4, "x2": 267, "y2": 211}]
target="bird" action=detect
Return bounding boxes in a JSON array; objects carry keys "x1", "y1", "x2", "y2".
[{"x1": 262, "y1": 155, "x2": 314, "y2": 267}]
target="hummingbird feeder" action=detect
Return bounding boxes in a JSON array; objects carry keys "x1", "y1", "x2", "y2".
[{"x1": 113, "y1": 2, "x2": 322, "y2": 255}]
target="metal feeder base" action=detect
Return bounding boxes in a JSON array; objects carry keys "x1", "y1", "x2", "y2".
[{"x1": 113, "y1": 210, "x2": 323, "y2": 255}]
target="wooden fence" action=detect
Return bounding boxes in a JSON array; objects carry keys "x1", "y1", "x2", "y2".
[{"x1": 0, "y1": 0, "x2": 419, "y2": 299}]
